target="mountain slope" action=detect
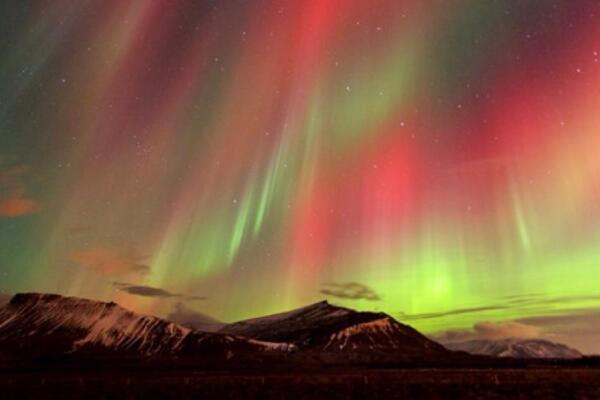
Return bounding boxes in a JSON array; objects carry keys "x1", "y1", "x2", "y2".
[
  {"x1": 443, "y1": 338, "x2": 582, "y2": 359},
  {"x1": 221, "y1": 300, "x2": 450, "y2": 362},
  {"x1": 0, "y1": 293, "x2": 293, "y2": 362},
  {"x1": 0, "y1": 293, "x2": 465, "y2": 366}
]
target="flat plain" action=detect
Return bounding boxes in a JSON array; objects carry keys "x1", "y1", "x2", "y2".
[{"x1": 2, "y1": 367, "x2": 600, "y2": 399}]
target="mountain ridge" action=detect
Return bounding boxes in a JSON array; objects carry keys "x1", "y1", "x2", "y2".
[
  {"x1": 443, "y1": 338, "x2": 582, "y2": 359},
  {"x1": 219, "y1": 299, "x2": 450, "y2": 362},
  {"x1": 6, "y1": 292, "x2": 583, "y2": 367},
  {"x1": 0, "y1": 292, "x2": 294, "y2": 363},
  {"x1": 0, "y1": 292, "x2": 454, "y2": 365}
]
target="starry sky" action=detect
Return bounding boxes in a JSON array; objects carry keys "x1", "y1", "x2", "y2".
[{"x1": 2, "y1": 0, "x2": 600, "y2": 353}]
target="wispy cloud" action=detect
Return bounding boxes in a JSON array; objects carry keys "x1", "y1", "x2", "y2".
[
  {"x1": 399, "y1": 293, "x2": 600, "y2": 322},
  {"x1": 113, "y1": 282, "x2": 177, "y2": 298},
  {"x1": 516, "y1": 308, "x2": 600, "y2": 354},
  {"x1": 473, "y1": 321, "x2": 540, "y2": 339},
  {"x1": 70, "y1": 245, "x2": 150, "y2": 276},
  {"x1": 434, "y1": 321, "x2": 540, "y2": 343},
  {"x1": 399, "y1": 304, "x2": 508, "y2": 321},
  {"x1": 112, "y1": 282, "x2": 206, "y2": 302},
  {"x1": 421, "y1": 294, "x2": 600, "y2": 354},
  {"x1": 321, "y1": 282, "x2": 380, "y2": 301},
  {"x1": 0, "y1": 196, "x2": 38, "y2": 217},
  {"x1": 517, "y1": 308, "x2": 600, "y2": 331},
  {"x1": 0, "y1": 161, "x2": 39, "y2": 217},
  {"x1": 167, "y1": 302, "x2": 224, "y2": 331}
]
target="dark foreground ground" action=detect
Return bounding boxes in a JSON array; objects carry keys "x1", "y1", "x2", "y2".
[{"x1": 2, "y1": 367, "x2": 600, "y2": 399}]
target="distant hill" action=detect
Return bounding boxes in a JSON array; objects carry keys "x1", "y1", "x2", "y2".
[{"x1": 443, "y1": 338, "x2": 582, "y2": 359}]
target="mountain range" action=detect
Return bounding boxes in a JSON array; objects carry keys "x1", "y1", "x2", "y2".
[
  {"x1": 0, "y1": 293, "x2": 293, "y2": 366},
  {"x1": 443, "y1": 338, "x2": 582, "y2": 359},
  {"x1": 0, "y1": 292, "x2": 583, "y2": 367}
]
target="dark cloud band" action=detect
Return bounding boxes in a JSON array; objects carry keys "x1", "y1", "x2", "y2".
[{"x1": 320, "y1": 282, "x2": 380, "y2": 301}]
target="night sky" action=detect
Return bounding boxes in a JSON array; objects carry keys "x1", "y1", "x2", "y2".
[{"x1": 2, "y1": 0, "x2": 600, "y2": 353}]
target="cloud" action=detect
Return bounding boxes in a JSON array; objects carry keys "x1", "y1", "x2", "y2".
[
  {"x1": 0, "y1": 162, "x2": 39, "y2": 217},
  {"x1": 0, "y1": 196, "x2": 39, "y2": 217},
  {"x1": 112, "y1": 282, "x2": 207, "y2": 302},
  {"x1": 517, "y1": 309, "x2": 600, "y2": 332},
  {"x1": 398, "y1": 304, "x2": 508, "y2": 321},
  {"x1": 434, "y1": 321, "x2": 540, "y2": 344},
  {"x1": 113, "y1": 282, "x2": 177, "y2": 298},
  {"x1": 167, "y1": 302, "x2": 224, "y2": 332},
  {"x1": 416, "y1": 294, "x2": 600, "y2": 354},
  {"x1": 432, "y1": 328, "x2": 474, "y2": 343},
  {"x1": 516, "y1": 308, "x2": 600, "y2": 354},
  {"x1": 473, "y1": 321, "x2": 540, "y2": 339},
  {"x1": 185, "y1": 295, "x2": 209, "y2": 301},
  {"x1": 500, "y1": 293, "x2": 600, "y2": 308},
  {"x1": 398, "y1": 293, "x2": 600, "y2": 323},
  {"x1": 70, "y1": 245, "x2": 149, "y2": 276},
  {"x1": 320, "y1": 282, "x2": 380, "y2": 301}
]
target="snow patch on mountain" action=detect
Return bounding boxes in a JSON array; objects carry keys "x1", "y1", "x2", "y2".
[
  {"x1": 247, "y1": 339, "x2": 297, "y2": 352},
  {"x1": 326, "y1": 318, "x2": 395, "y2": 350}
]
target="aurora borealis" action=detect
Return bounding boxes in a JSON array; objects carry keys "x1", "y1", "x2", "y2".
[{"x1": 2, "y1": 1, "x2": 600, "y2": 352}]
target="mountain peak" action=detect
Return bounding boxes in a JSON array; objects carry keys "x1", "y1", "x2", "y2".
[
  {"x1": 221, "y1": 300, "x2": 353, "y2": 335},
  {"x1": 1, "y1": 292, "x2": 192, "y2": 358},
  {"x1": 293, "y1": 299, "x2": 347, "y2": 313},
  {"x1": 219, "y1": 301, "x2": 449, "y2": 361}
]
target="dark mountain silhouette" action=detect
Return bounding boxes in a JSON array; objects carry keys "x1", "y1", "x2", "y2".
[
  {"x1": 0, "y1": 293, "x2": 293, "y2": 364},
  {"x1": 220, "y1": 300, "x2": 451, "y2": 363},
  {"x1": 0, "y1": 293, "x2": 519, "y2": 367}
]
